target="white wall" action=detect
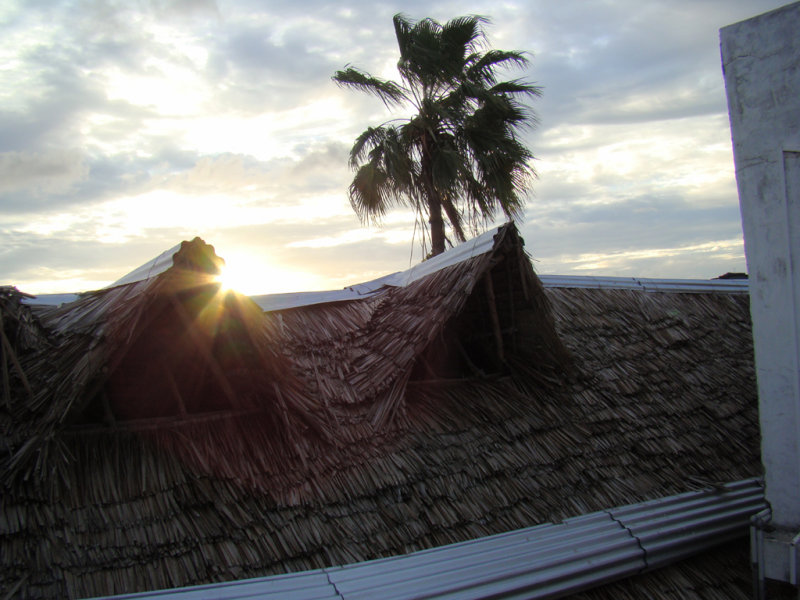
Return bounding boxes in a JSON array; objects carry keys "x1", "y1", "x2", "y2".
[{"x1": 721, "y1": 2, "x2": 800, "y2": 529}]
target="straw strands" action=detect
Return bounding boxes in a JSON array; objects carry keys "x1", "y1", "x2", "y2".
[{"x1": 0, "y1": 226, "x2": 759, "y2": 599}]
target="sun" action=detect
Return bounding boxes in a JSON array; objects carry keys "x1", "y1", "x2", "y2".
[
  {"x1": 215, "y1": 262, "x2": 249, "y2": 294},
  {"x1": 213, "y1": 252, "x2": 328, "y2": 297}
]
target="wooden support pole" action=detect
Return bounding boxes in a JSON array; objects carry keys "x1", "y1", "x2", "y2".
[
  {"x1": 168, "y1": 294, "x2": 238, "y2": 409},
  {"x1": 517, "y1": 245, "x2": 531, "y2": 303},
  {"x1": 453, "y1": 336, "x2": 485, "y2": 378},
  {"x1": 0, "y1": 317, "x2": 33, "y2": 403},
  {"x1": 1, "y1": 315, "x2": 10, "y2": 409},
  {"x1": 483, "y1": 273, "x2": 505, "y2": 364},
  {"x1": 505, "y1": 255, "x2": 517, "y2": 354},
  {"x1": 161, "y1": 362, "x2": 187, "y2": 417},
  {"x1": 101, "y1": 392, "x2": 117, "y2": 425}
]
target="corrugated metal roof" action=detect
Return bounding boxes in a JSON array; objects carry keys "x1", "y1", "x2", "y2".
[
  {"x1": 538, "y1": 275, "x2": 748, "y2": 293},
  {"x1": 91, "y1": 479, "x2": 765, "y2": 600},
  {"x1": 250, "y1": 275, "x2": 748, "y2": 313},
  {"x1": 386, "y1": 226, "x2": 501, "y2": 287},
  {"x1": 91, "y1": 571, "x2": 336, "y2": 600},
  {"x1": 27, "y1": 274, "x2": 747, "y2": 311},
  {"x1": 250, "y1": 227, "x2": 503, "y2": 311},
  {"x1": 20, "y1": 226, "x2": 748, "y2": 310},
  {"x1": 107, "y1": 243, "x2": 182, "y2": 288},
  {"x1": 250, "y1": 288, "x2": 375, "y2": 312}
]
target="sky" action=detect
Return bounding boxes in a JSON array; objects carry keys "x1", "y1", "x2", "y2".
[{"x1": 0, "y1": 0, "x2": 788, "y2": 296}]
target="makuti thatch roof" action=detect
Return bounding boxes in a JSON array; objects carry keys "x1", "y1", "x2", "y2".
[{"x1": 1, "y1": 225, "x2": 759, "y2": 599}]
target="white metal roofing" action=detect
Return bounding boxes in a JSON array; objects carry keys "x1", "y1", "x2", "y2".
[
  {"x1": 21, "y1": 227, "x2": 748, "y2": 309},
  {"x1": 249, "y1": 228, "x2": 748, "y2": 312},
  {"x1": 251, "y1": 274, "x2": 747, "y2": 314},
  {"x1": 249, "y1": 227, "x2": 503, "y2": 311},
  {"x1": 538, "y1": 274, "x2": 749, "y2": 293},
  {"x1": 88, "y1": 478, "x2": 765, "y2": 600},
  {"x1": 107, "y1": 243, "x2": 183, "y2": 288},
  {"x1": 22, "y1": 242, "x2": 183, "y2": 307}
]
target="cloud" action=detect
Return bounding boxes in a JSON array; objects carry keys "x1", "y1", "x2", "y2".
[
  {"x1": 0, "y1": 150, "x2": 88, "y2": 196},
  {"x1": 1, "y1": 0, "x2": 786, "y2": 295},
  {"x1": 521, "y1": 189, "x2": 747, "y2": 279},
  {"x1": 158, "y1": 143, "x2": 351, "y2": 207},
  {"x1": 511, "y1": 0, "x2": 761, "y2": 129}
]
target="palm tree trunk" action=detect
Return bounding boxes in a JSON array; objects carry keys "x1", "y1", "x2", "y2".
[
  {"x1": 428, "y1": 194, "x2": 446, "y2": 256},
  {"x1": 421, "y1": 136, "x2": 446, "y2": 256}
]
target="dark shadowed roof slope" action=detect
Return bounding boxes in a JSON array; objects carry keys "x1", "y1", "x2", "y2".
[{"x1": 0, "y1": 225, "x2": 759, "y2": 599}]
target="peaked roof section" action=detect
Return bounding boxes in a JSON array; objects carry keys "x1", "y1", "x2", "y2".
[
  {"x1": 103, "y1": 226, "x2": 502, "y2": 312},
  {"x1": 106, "y1": 242, "x2": 184, "y2": 288},
  {"x1": 21, "y1": 225, "x2": 747, "y2": 309},
  {"x1": 0, "y1": 224, "x2": 760, "y2": 599},
  {"x1": 2, "y1": 224, "x2": 571, "y2": 493}
]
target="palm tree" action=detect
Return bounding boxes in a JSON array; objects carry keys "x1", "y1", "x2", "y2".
[{"x1": 333, "y1": 13, "x2": 540, "y2": 256}]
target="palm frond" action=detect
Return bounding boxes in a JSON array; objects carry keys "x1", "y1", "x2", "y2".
[
  {"x1": 350, "y1": 126, "x2": 389, "y2": 167},
  {"x1": 467, "y1": 50, "x2": 529, "y2": 84},
  {"x1": 441, "y1": 15, "x2": 488, "y2": 63},
  {"x1": 489, "y1": 79, "x2": 542, "y2": 98},
  {"x1": 333, "y1": 67, "x2": 407, "y2": 108},
  {"x1": 393, "y1": 13, "x2": 414, "y2": 59},
  {"x1": 349, "y1": 162, "x2": 392, "y2": 223}
]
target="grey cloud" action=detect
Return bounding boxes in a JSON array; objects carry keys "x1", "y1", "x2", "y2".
[
  {"x1": 204, "y1": 20, "x2": 345, "y2": 112},
  {"x1": 515, "y1": 0, "x2": 787, "y2": 128},
  {"x1": 159, "y1": 142, "x2": 350, "y2": 201},
  {"x1": 1, "y1": 143, "x2": 199, "y2": 214},
  {"x1": 149, "y1": 0, "x2": 220, "y2": 19},
  {"x1": 0, "y1": 15, "x2": 159, "y2": 155},
  {"x1": 0, "y1": 150, "x2": 88, "y2": 196},
  {"x1": 282, "y1": 142, "x2": 350, "y2": 191},
  {"x1": 0, "y1": 0, "x2": 777, "y2": 293},
  {"x1": 0, "y1": 229, "x2": 173, "y2": 288},
  {"x1": 522, "y1": 192, "x2": 744, "y2": 262}
]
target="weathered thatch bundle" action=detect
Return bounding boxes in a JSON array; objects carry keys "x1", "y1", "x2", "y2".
[
  {"x1": 0, "y1": 225, "x2": 759, "y2": 599},
  {"x1": 1, "y1": 239, "x2": 324, "y2": 496}
]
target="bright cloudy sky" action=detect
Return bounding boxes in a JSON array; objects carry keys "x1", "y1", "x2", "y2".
[{"x1": 0, "y1": 0, "x2": 787, "y2": 295}]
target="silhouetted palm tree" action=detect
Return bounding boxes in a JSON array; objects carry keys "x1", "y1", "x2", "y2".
[{"x1": 333, "y1": 13, "x2": 540, "y2": 256}]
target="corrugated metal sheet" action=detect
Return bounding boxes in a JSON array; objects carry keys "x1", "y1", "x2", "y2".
[
  {"x1": 94, "y1": 571, "x2": 337, "y2": 600},
  {"x1": 538, "y1": 275, "x2": 749, "y2": 293},
  {"x1": 21, "y1": 228, "x2": 747, "y2": 310},
  {"x1": 387, "y1": 226, "x2": 501, "y2": 287},
  {"x1": 250, "y1": 288, "x2": 377, "y2": 312},
  {"x1": 325, "y1": 512, "x2": 640, "y2": 600},
  {"x1": 250, "y1": 227, "x2": 503, "y2": 311},
  {"x1": 608, "y1": 479, "x2": 764, "y2": 570},
  {"x1": 107, "y1": 243, "x2": 182, "y2": 288},
  {"x1": 29, "y1": 273, "x2": 747, "y2": 311},
  {"x1": 92, "y1": 479, "x2": 765, "y2": 600}
]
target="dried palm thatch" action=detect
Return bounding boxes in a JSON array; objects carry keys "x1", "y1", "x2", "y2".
[
  {"x1": 0, "y1": 225, "x2": 759, "y2": 599},
  {"x1": 1, "y1": 238, "x2": 328, "y2": 495}
]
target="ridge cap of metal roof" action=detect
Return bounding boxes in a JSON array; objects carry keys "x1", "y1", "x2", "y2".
[
  {"x1": 105, "y1": 243, "x2": 183, "y2": 289},
  {"x1": 92, "y1": 478, "x2": 765, "y2": 600},
  {"x1": 538, "y1": 274, "x2": 749, "y2": 293},
  {"x1": 250, "y1": 227, "x2": 503, "y2": 312},
  {"x1": 18, "y1": 228, "x2": 503, "y2": 311},
  {"x1": 390, "y1": 225, "x2": 502, "y2": 287}
]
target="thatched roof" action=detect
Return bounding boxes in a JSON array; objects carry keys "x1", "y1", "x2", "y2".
[{"x1": 0, "y1": 225, "x2": 759, "y2": 599}]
